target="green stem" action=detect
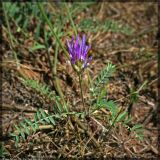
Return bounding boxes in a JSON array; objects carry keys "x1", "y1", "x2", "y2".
[
  {"x1": 3, "y1": 3, "x2": 19, "y2": 68},
  {"x1": 105, "y1": 106, "x2": 123, "y2": 137},
  {"x1": 65, "y1": 3, "x2": 78, "y2": 36},
  {"x1": 37, "y1": 3, "x2": 68, "y2": 111},
  {"x1": 37, "y1": 3, "x2": 79, "y2": 74},
  {"x1": 53, "y1": 43, "x2": 67, "y2": 111},
  {"x1": 78, "y1": 74, "x2": 86, "y2": 114},
  {"x1": 37, "y1": 3, "x2": 69, "y2": 59},
  {"x1": 53, "y1": 43, "x2": 58, "y2": 74}
]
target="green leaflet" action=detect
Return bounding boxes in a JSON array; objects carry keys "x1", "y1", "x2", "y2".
[
  {"x1": 11, "y1": 109, "x2": 61, "y2": 146},
  {"x1": 10, "y1": 109, "x2": 79, "y2": 146},
  {"x1": 90, "y1": 63, "x2": 116, "y2": 98},
  {"x1": 116, "y1": 111, "x2": 128, "y2": 122},
  {"x1": 79, "y1": 18, "x2": 134, "y2": 35},
  {"x1": 96, "y1": 100, "x2": 118, "y2": 117},
  {"x1": 131, "y1": 124, "x2": 143, "y2": 131}
]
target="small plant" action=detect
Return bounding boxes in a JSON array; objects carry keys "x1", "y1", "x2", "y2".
[
  {"x1": 90, "y1": 63, "x2": 116, "y2": 98},
  {"x1": 9, "y1": 2, "x2": 144, "y2": 150},
  {"x1": 78, "y1": 18, "x2": 134, "y2": 35},
  {"x1": 0, "y1": 144, "x2": 10, "y2": 158},
  {"x1": 66, "y1": 34, "x2": 92, "y2": 115},
  {"x1": 10, "y1": 36, "x2": 144, "y2": 146},
  {"x1": 11, "y1": 109, "x2": 82, "y2": 147}
]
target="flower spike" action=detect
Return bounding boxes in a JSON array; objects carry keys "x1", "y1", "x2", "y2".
[{"x1": 66, "y1": 34, "x2": 92, "y2": 72}]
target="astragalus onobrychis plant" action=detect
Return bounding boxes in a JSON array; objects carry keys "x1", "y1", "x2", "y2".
[
  {"x1": 10, "y1": 3, "x2": 144, "y2": 148},
  {"x1": 10, "y1": 33, "x2": 144, "y2": 147}
]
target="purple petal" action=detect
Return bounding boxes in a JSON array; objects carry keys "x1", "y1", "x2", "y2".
[
  {"x1": 83, "y1": 56, "x2": 92, "y2": 69},
  {"x1": 82, "y1": 35, "x2": 86, "y2": 47},
  {"x1": 83, "y1": 45, "x2": 90, "y2": 60},
  {"x1": 81, "y1": 35, "x2": 86, "y2": 55},
  {"x1": 67, "y1": 39, "x2": 73, "y2": 50},
  {"x1": 75, "y1": 34, "x2": 80, "y2": 47},
  {"x1": 84, "y1": 44, "x2": 91, "y2": 61},
  {"x1": 66, "y1": 34, "x2": 92, "y2": 67},
  {"x1": 76, "y1": 47, "x2": 80, "y2": 60},
  {"x1": 67, "y1": 39, "x2": 71, "y2": 50}
]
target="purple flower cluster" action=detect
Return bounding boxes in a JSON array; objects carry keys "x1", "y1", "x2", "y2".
[{"x1": 67, "y1": 34, "x2": 92, "y2": 71}]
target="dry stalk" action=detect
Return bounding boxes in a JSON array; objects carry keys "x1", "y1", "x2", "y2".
[{"x1": 71, "y1": 115, "x2": 100, "y2": 149}]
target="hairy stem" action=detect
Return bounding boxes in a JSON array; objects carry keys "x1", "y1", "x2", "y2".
[{"x1": 78, "y1": 74, "x2": 86, "y2": 113}]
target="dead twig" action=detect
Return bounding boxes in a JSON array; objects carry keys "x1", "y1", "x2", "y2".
[
  {"x1": 2, "y1": 104, "x2": 37, "y2": 113},
  {"x1": 71, "y1": 115, "x2": 100, "y2": 149}
]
